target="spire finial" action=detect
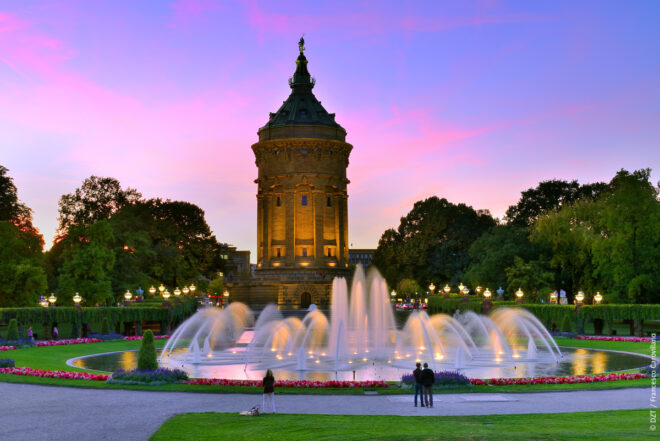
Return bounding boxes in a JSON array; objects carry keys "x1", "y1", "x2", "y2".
[{"x1": 298, "y1": 35, "x2": 305, "y2": 54}]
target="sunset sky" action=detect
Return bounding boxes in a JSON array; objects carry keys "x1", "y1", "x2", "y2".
[{"x1": 1, "y1": 0, "x2": 659, "y2": 257}]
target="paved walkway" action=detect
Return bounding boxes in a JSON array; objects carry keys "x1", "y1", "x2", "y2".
[{"x1": 0, "y1": 383, "x2": 650, "y2": 441}]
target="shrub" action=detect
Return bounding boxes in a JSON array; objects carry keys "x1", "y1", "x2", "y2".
[
  {"x1": 0, "y1": 358, "x2": 15, "y2": 368},
  {"x1": 6, "y1": 319, "x2": 19, "y2": 341},
  {"x1": 137, "y1": 330, "x2": 158, "y2": 371},
  {"x1": 107, "y1": 368, "x2": 188, "y2": 385},
  {"x1": 560, "y1": 314, "x2": 573, "y2": 332},
  {"x1": 88, "y1": 332, "x2": 124, "y2": 341},
  {"x1": 101, "y1": 317, "x2": 110, "y2": 335},
  {"x1": 401, "y1": 370, "x2": 471, "y2": 386}
]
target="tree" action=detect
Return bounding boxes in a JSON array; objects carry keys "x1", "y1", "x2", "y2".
[
  {"x1": 0, "y1": 221, "x2": 47, "y2": 307},
  {"x1": 57, "y1": 221, "x2": 116, "y2": 306},
  {"x1": 57, "y1": 176, "x2": 141, "y2": 236},
  {"x1": 0, "y1": 166, "x2": 41, "y2": 239},
  {"x1": 505, "y1": 179, "x2": 607, "y2": 227},
  {"x1": 373, "y1": 196, "x2": 495, "y2": 289},
  {"x1": 396, "y1": 278, "x2": 422, "y2": 296},
  {"x1": 464, "y1": 225, "x2": 538, "y2": 291},
  {"x1": 591, "y1": 169, "x2": 660, "y2": 303},
  {"x1": 505, "y1": 256, "x2": 555, "y2": 302}
]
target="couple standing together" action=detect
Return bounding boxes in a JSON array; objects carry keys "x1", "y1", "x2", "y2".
[{"x1": 413, "y1": 362, "x2": 435, "y2": 407}]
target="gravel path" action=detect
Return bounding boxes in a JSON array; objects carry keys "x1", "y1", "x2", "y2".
[{"x1": 0, "y1": 383, "x2": 649, "y2": 441}]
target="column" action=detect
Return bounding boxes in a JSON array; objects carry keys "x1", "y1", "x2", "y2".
[{"x1": 285, "y1": 191, "x2": 295, "y2": 266}]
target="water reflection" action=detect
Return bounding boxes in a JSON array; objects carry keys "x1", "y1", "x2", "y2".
[{"x1": 72, "y1": 346, "x2": 649, "y2": 381}]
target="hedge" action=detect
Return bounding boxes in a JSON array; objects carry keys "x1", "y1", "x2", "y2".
[
  {"x1": 428, "y1": 297, "x2": 660, "y2": 333},
  {"x1": 0, "y1": 298, "x2": 198, "y2": 330}
]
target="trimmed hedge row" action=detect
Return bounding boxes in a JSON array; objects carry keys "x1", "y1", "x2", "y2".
[
  {"x1": 0, "y1": 298, "x2": 198, "y2": 328},
  {"x1": 428, "y1": 297, "x2": 660, "y2": 335}
]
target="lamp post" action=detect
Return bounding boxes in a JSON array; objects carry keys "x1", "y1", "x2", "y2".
[
  {"x1": 458, "y1": 283, "x2": 465, "y2": 293},
  {"x1": 223, "y1": 289, "x2": 230, "y2": 308},
  {"x1": 149, "y1": 286, "x2": 156, "y2": 298},
  {"x1": 189, "y1": 284, "x2": 196, "y2": 295},
  {"x1": 515, "y1": 288, "x2": 524, "y2": 304},
  {"x1": 594, "y1": 292, "x2": 603, "y2": 304},
  {"x1": 428, "y1": 283, "x2": 435, "y2": 295},
  {"x1": 575, "y1": 291, "x2": 585, "y2": 305},
  {"x1": 482, "y1": 288, "x2": 492, "y2": 314},
  {"x1": 162, "y1": 290, "x2": 171, "y2": 300},
  {"x1": 73, "y1": 293, "x2": 83, "y2": 337},
  {"x1": 174, "y1": 287, "x2": 181, "y2": 297},
  {"x1": 158, "y1": 284, "x2": 165, "y2": 296},
  {"x1": 48, "y1": 294, "x2": 57, "y2": 306},
  {"x1": 443, "y1": 284, "x2": 451, "y2": 299},
  {"x1": 476, "y1": 286, "x2": 482, "y2": 296},
  {"x1": 182, "y1": 286, "x2": 190, "y2": 295},
  {"x1": 390, "y1": 290, "x2": 396, "y2": 305},
  {"x1": 123, "y1": 289, "x2": 132, "y2": 306}
]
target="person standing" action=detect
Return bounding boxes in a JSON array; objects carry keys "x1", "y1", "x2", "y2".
[
  {"x1": 413, "y1": 362, "x2": 425, "y2": 407},
  {"x1": 27, "y1": 326, "x2": 34, "y2": 342},
  {"x1": 262, "y1": 369, "x2": 276, "y2": 413},
  {"x1": 421, "y1": 362, "x2": 435, "y2": 408},
  {"x1": 52, "y1": 323, "x2": 59, "y2": 340}
]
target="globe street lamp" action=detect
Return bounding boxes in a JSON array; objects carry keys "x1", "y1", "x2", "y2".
[
  {"x1": 482, "y1": 288, "x2": 493, "y2": 314},
  {"x1": 461, "y1": 286, "x2": 469, "y2": 296},
  {"x1": 158, "y1": 284, "x2": 165, "y2": 295},
  {"x1": 443, "y1": 284, "x2": 451, "y2": 299},
  {"x1": 48, "y1": 294, "x2": 57, "y2": 306},
  {"x1": 124, "y1": 290, "x2": 132, "y2": 301},
  {"x1": 476, "y1": 286, "x2": 482, "y2": 295},
  {"x1": 174, "y1": 287, "x2": 181, "y2": 297},
  {"x1": 575, "y1": 291, "x2": 585, "y2": 305},
  {"x1": 428, "y1": 283, "x2": 435, "y2": 295},
  {"x1": 162, "y1": 290, "x2": 171, "y2": 300},
  {"x1": 483, "y1": 288, "x2": 491, "y2": 298},
  {"x1": 189, "y1": 284, "x2": 196, "y2": 295},
  {"x1": 72, "y1": 292, "x2": 83, "y2": 337},
  {"x1": 182, "y1": 286, "x2": 190, "y2": 295},
  {"x1": 594, "y1": 292, "x2": 603, "y2": 304},
  {"x1": 515, "y1": 288, "x2": 524, "y2": 304},
  {"x1": 390, "y1": 290, "x2": 396, "y2": 305},
  {"x1": 73, "y1": 293, "x2": 82, "y2": 304},
  {"x1": 458, "y1": 283, "x2": 465, "y2": 292},
  {"x1": 223, "y1": 289, "x2": 230, "y2": 308}
]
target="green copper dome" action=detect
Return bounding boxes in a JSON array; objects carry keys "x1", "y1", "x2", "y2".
[{"x1": 258, "y1": 39, "x2": 346, "y2": 142}]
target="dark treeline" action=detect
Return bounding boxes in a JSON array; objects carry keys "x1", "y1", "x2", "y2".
[
  {"x1": 373, "y1": 169, "x2": 660, "y2": 304},
  {"x1": 0, "y1": 170, "x2": 226, "y2": 307}
]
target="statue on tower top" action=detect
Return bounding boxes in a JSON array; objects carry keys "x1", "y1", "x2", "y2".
[{"x1": 298, "y1": 35, "x2": 305, "y2": 53}]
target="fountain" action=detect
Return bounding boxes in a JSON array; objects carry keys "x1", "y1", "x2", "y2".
[{"x1": 158, "y1": 266, "x2": 565, "y2": 380}]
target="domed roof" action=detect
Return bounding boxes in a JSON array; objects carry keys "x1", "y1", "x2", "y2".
[{"x1": 258, "y1": 38, "x2": 346, "y2": 142}]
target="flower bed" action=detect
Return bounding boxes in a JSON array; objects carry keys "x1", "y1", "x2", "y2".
[
  {"x1": 0, "y1": 358, "x2": 15, "y2": 368},
  {"x1": 183, "y1": 378, "x2": 388, "y2": 388},
  {"x1": 401, "y1": 370, "x2": 471, "y2": 386},
  {"x1": 36, "y1": 338, "x2": 103, "y2": 346},
  {"x1": 469, "y1": 372, "x2": 648, "y2": 386},
  {"x1": 574, "y1": 336, "x2": 653, "y2": 343},
  {"x1": 0, "y1": 366, "x2": 109, "y2": 381},
  {"x1": 0, "y1": 346, "x2": 17, "y2": 352},
  {"x1": 107, "y1": 368, "x2": 188, "y2": 385},
  {"x1": 124, "y1": 335, "x2": 170, "y2": 341}
]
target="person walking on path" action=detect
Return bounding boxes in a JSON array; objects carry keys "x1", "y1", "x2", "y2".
[
  {"x1": 413, "y1": 362, "x2": 425, "y2": 407},
  {"x1": 421, "y1": 362, "x2": 435, "y2": 408},
  {"x1": 262, "y1": 369, "x2": 276, "y2": 413}
]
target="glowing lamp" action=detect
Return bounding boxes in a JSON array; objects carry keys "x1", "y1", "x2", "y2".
[
  {"x1": 158, "y1": 284, "x2": 165, "y2": 294},
  {"x1": 182, "y1": 286, "x2": 190, "y2": 295},
  {"x1": 48, "y1": 294, "x2": 57, "y2": 305},
  {"x1": 390, "y1": 290, "x2": 396, "y2": 297},
  {"x1": 515, "y1": 288, "x2": 524, "y2": 299},
  {"x1": 443, "y1": 284, "x2": 451, "y2": 293},
  {"x1": 483, "y1": 288, "x2": 491, "y2": 298},
  {"x1": 223, "y1": 290, "x2": 229, "y2": 298},
  {"x1": 189, "y1": 284, "x2": 196, "y2": 294},
  {"x1": 124, "y1": 290, "x2": 132, "y2": 300},
  {"x1": 576, "y1": 291, "x2": 585, "y2": 304},
  {"x1": 73, "y1": 293, "x2": 82, "y2": 304},
  {"x1": 149, "y1": 286, "x2": 156, "y2": 295},
  {"x1": 594, "y1": 292, "x2": 603, "y2": 304},
  {"x1": 458, "y1": 283, "x2": 465, "y2": 292},
  {"x1": 162, "y1": 290, "x2": 171, "y2": 300},
  {"x1": 428, "y1": 283, "x2": 435, "y2": 293}
]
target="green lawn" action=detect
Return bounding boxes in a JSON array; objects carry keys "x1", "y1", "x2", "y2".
[
  {"x1": 554, "y1": 337, "x2": 655, "y2": 356},
  {"x1": 149, "y1": 410, "x2": 652, "y2": 441}
]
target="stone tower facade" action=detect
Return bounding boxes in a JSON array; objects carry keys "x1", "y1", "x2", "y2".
[{"x1": 250, "y1": 40, "x2": 352, "y2": 306}]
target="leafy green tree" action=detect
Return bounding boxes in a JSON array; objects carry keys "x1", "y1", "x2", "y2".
[
  {"x1": 373, "y1": 196, "x2": 495, "y2": 289},
  {"x1": 137, "y1": 330, "x2": 158, "y2": 371},
  {"x1": 208, "y1": 274, "x2": 224, "y2": 296},
  {"x1": 6, "y1": 319, "x2": 19, "y2": 341},
  {"x1": 57, "y1": 221, "x2": 116, "y2": 306},
  {"x1": 464, "y1": 225, "x2": 538, "y2": 291},
  {"x1": 506, "y1": 179, "x2": 607, "y2": 227},
  {"x1": 57, "y1": 176, "x2": 141, "y2": 236},
  {"x1": 591, "y1": 169, "x2": 660, "y2": 303},
  {"x1": 396, "y1": 278, "x2": 422, "y2": 296},
  {"x1": 0, "y1": 222, "x2": 47, "y2": 307},
  {"x1": 504, "y1": 257, "x2": 555, "y2": 302}
]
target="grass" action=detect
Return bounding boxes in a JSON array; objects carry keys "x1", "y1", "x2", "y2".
[
  {"x1": 0, "y1": 338, "x2": 653, "y2": 394},
  {"x1": 149, "y1": 410, "x2": 652, "y2": 441},
  {"x1": 554, "y1": 337, "x2": 655, "y2": 356}
]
